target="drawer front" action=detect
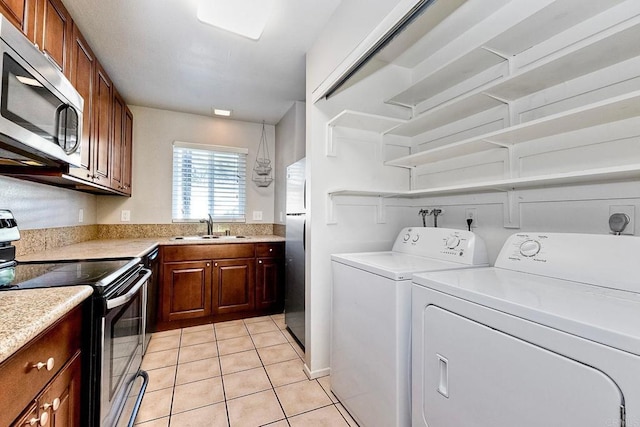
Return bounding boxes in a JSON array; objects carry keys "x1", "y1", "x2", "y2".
[
  {"x1": 255, "y1": 242, "x2": 284, "y2": 258},
  {"x1": 163, "y1": 244, "x2": 255, "y2": 262},
  {"x1": 0, "y1": 305, "x2": 82, "y2": 427}
]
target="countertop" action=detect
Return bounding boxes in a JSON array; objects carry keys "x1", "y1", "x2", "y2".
[
  {"x1": 18, "y1": 235, "x2": 285, "y2": 262},
  {"x1": 0, "y1": 286, "x2": 93, "y2": 364}
]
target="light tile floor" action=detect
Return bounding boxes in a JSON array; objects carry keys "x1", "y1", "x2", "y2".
[{"x1": 135, "y1": 314, "x2": 359, "y2": 427}]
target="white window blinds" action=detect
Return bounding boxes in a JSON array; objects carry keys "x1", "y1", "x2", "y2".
[{"x1": 172, "y1": 142, "x2": 247, "y2": 222}]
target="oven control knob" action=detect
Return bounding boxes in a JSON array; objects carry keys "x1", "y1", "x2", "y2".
[
  {"x1": 445, "y1": 236, "x2": 460, "y2": 249},
  {"x1": 519, "y1": 240, "x2": 541, "y2": 257},
  {"x1": 33, "y1": 357, "x2": 55, "y2": 371},
  {"x1": 403, "y1": 233, "x2": 410, "y2": 242}
]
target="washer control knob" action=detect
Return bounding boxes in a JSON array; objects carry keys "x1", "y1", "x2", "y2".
[
  {"x1": 519, "y1": 240, "x2": 541, "y2": 257},
  {"x1": 403, "y1": 233, "x2": 410, "y2": 242},
  {"x1": 412, "y1": 234, "x2": 420, "y2": 243},
  {"x1": 445, "y1": 236, "x2": 460, "y2": 249}
]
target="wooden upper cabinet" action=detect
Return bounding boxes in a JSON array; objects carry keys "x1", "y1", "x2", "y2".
[
  {"x1": 110, "y1": 90, "x2": 124, "y2": 191},
  {"x1": 0, "y1": 0, "x2": 36, "y2": 40},
  {"x1": 68, "y1": 24, "x2": 94, "y2": 175},
  {"x1": 93, "y1": 61, "x2": 112, "y2": 184},
  {"x1": 34, "y1": 0, "x2": 72, "y2": 76}
]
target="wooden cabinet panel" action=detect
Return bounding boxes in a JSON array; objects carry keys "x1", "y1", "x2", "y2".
[
  {"x1": 162, "y1": 261, "x2": 212, "y2": 322},
  {"x1": 110, "y1": 90, "x2": 124, "y2": 191},
  {"x1": 1, "y1": 0, "x2": 36, "y2": 41},
  {"x1": 93, "y1": 61, "x2": 112, "y2": 184},
  {"x1": 35, "y1": 0, "x2": 72, "y2": 75},
  {"x1": 41, "y1": 351, "x2": 81, "y2": 427},
  {"x1": 123, "y1": 107, "x2": 133, "y2": 194},
  {"x1": 163, "y1": 244, "x2": 255, "y2": 262},
  {"x1": 213, "y1": 258, "x2": 255, "y2": 315},
  {"x1": 255, "y1": 243, "x2": 284, "y2": 258},
  {"x1": 256, "y1": 257, "x2": 284, "y2": 311},
  {"x1": 68, "y1": 24, "x2": 94, "y2": 175}
]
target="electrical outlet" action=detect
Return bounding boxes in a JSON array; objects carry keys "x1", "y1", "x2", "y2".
[
  {"x1": 279, "y1": 211, "x2": 283, "y2": 222},
  {"x1": 465, "y1": 208, "x2": 477, "y2": 227},
  {"x1": 121, "y1": 210, "x2": 131, "y2": 222},
  {"x1": 253, "y1": 211, "x2": 263, "y2": 221},
  {"x1": 78, "y1": 208, "x2": 84, "y2": 223},
  {"x1": 609, "y1": 205, "x2": 635, "y2": 235}
]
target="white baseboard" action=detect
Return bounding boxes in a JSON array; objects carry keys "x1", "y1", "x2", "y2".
[{"x1": 304, "y1": 364, "x2": 331, "y2": 379}]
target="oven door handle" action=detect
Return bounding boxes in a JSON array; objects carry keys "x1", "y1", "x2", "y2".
[{"x1": 106, "y1": 269, "x2": 151, "y2": 310}]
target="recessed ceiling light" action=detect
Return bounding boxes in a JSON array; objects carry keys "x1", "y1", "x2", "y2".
[
  {"x1": 214, "y1": 109, "x2": 232, "y2": 117},
  {"x1": 197, "y1": 0, "x2": 274, "y2": 40}
]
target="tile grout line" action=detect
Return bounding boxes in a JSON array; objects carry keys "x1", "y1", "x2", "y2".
[{"x1": 214, "y1": 324, "x2": 233, "y2": 427}]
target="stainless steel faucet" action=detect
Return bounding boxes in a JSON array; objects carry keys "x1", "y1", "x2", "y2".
[{"x1": 200, "y1": 214, "x2": 214, "y2": 235}]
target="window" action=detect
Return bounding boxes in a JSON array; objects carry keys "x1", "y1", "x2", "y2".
[{"x1": 172, "y1": 142, "x2": 248, "y2": 222}]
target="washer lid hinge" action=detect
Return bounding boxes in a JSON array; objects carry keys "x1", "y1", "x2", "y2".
[{"x1": 621, "y1": 404, "x2": 626, "y2": 427}]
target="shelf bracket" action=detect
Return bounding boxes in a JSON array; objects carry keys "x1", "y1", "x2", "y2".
[
  {"x1": 376, "y1": 197, "x2": 386, "y2": 224},
  {"x1": 326, "y1": 125, "x2": 336, "y2": 157},
  {"x1": 326, "y1": 193, "x2": 337, "y2": 225},
  {"x1": 503, "y1": 189, "x2": 521, "y2": 229}
]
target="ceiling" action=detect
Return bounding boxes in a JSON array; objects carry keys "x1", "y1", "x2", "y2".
[{"x1": 62, "y1": 0, "x2": 342, "y2": 124}]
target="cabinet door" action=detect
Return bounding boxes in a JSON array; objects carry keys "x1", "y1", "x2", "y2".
[
  {"x1": 256, "y1": 257, "x2": 284, "y2": 311},
  {"x1": 122, "y1": 107, "x2": 133, "y2": 194},
  {"x1": 12, "y1": 402, "x2": 38, "y2": 427},
  {"x1": 1, "y1": 0, "x2": 35, "y2": 39},
  {"x1": 213, "y1": 259, "x2": 255, "y2": 314},
  {"x1": 40, "y1": 351, "x2": 82, "y2": 427},
  {"x1": 93, "y1": 61, "x2": 112, "y2": 184},
  {"x1": 35, "y1": 0, "x2": 72, "y2": 76},
  {"x1": 68, "y1": 24, "x2": 94, "y2": 177},
  {"x1": 162, "y1": 261, "x2": 212, "y2": 322},
  {"x1": 110, "y1": 90, "x2": 124, "y2": 191}
]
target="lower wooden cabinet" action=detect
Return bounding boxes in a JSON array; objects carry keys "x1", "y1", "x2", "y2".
[
  {"x1": 213, "y1": 258, "x2": 255, "y2": 315},
  {"x1": 256, "y1": 256, "x2": 284, "y2": 311},
  {"x1": 0, "y1": 306, "x2": 83, "y2": 427},
  {"x1": 161, "y1": 261, "x2": 212, "y2": 322},
  {"x1": 158, "y1": 242, "x2": 284, "y2": 329}
]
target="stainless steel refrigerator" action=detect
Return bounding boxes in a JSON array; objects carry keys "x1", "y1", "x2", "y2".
[{"x1": 285, "y1": 158, "x2": 306, "y2": 347}]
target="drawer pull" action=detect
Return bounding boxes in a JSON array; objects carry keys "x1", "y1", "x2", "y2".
[
  {"x1": 259, "y1": 260, "x2": 263, "y2": 264},
  {"x1": 32, "y1": 357, "x2": 55, "y2": 371},
  {"x1": 42, "y1": 398, "x2": 60, "y2": 412},
  {"x1": 269, "y1": 248, "x2": 273, "y2": 252},
  {"x1": 26, "y1": 411, "x2": 48, "y2": 426}
]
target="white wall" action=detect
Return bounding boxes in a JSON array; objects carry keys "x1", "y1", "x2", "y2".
[
  {"x1": 274, "y1": 101, "x2": 306, "y2": 224},
  {"x1": 0, "y1": 176, "x2": 97, "y2": 229},
  {"x1": 305, "y1": 0, "x2": 412, "y2": 377},
  {"x1": 97, "y1": 106, "x2": 276, "y2": 224}
]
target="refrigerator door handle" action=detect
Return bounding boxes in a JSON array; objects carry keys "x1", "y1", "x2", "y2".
[
  {"x1": 303, "y1": 219, "x2": 306, "y2": 252},
  {"x1": 303, "y1": 180, "x2": 306, "y2": 210}
]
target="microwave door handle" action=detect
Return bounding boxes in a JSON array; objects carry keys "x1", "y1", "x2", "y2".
[{"x1": 106, "y1": 269, "x2": 151, "y2": 310}]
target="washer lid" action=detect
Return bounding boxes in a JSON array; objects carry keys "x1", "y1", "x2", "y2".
[
  {"x1": 413, "y1": 268, "x2": 640, "y2": 355},
  {"x1": 331, "y1": 251, "x2": 485, "y2": 281}
]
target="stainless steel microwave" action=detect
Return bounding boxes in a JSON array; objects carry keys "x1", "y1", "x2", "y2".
[{"x1": 0, "y1": 14, "x2": 83, "y2": 168}]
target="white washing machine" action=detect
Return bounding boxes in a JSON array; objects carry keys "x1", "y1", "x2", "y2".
[
  {"x1": 412, "y1": 232, "x2": 640, "y2": 427},
  {"x1": 331, "y1": 227, "x2": 489, "y2": 427}
]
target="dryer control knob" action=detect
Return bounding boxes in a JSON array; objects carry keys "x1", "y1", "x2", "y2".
[
  {"x1": 403, "y1": 233, "x2": 410, "y2": 242},
  {"x1": 519, "y1": 240, "x2": 541, "y2": 257},
  {"x1": 412, "y1": 234, "x2": 420, "y2": 243},
  {"x1": 445, "y1": 236, "x2": 460, "y2": 249}
]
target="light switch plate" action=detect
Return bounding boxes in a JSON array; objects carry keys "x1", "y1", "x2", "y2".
[
  {"x1": 121, "y1": 210, "x2": 131, "y2": 222},
  {"x1": 253, "y1": 211, "x2": 263, "y2": 221}
]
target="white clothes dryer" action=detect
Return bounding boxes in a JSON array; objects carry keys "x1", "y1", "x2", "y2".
[
  {"x1": 411, "y1": 232, "x2": 640, "y2": 427},
  {"x1": 331, "y1": 227, "x2": 488, "y2": 427}
]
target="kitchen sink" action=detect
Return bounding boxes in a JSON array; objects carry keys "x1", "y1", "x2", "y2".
[{"x1": 171, "y1": 235, "x2": 247, "y2": 240}]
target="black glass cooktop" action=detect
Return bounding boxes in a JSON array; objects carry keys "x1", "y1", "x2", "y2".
[{"x1": 0, "y1": 259, "x2": 138, "y2": 292}]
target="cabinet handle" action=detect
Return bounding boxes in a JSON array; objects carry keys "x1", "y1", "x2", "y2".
[
  {"x1": 214, "y1": 262, "x2": 218, "y2": 267},
  {"x1": 269, "y1": 248, "x2": 273, "y2": 252},
  {"x1": 258, "y1": 260, "x2": 263, "y2": 264},
  {"x1": 26, "y1": 411, "x2": 48, "y2": 426},
  {"x1": 42, "y1": 398, "x2": 60, "y2": 412},
  {"x1": 32, "y1": 357, "x2": 55, "y2": 371},
  {"x1": 206, "y1": 263, "x2": 210, "y2": 267}
]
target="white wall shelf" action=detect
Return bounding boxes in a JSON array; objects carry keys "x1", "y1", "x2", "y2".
[
  {"x1": 386, "y1": 90, "x2": 640, "y2": 168},
  {"x1": 387, "y1": 16, "x2": 640, "y2": 138},
  {"x1": 327, "y1": 110, "x2": 406, "y2": 133},
  {"x1": 328, "y1": 164, "x2": 640, "y2": 200}
]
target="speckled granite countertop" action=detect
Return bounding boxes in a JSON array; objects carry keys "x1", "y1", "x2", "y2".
[
  {"x1": 18, "y1": 235, "x2": 285, "y2": 262},
  {"x1": 0, "y1": 286, "x2": 93, "y2": 364}
]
